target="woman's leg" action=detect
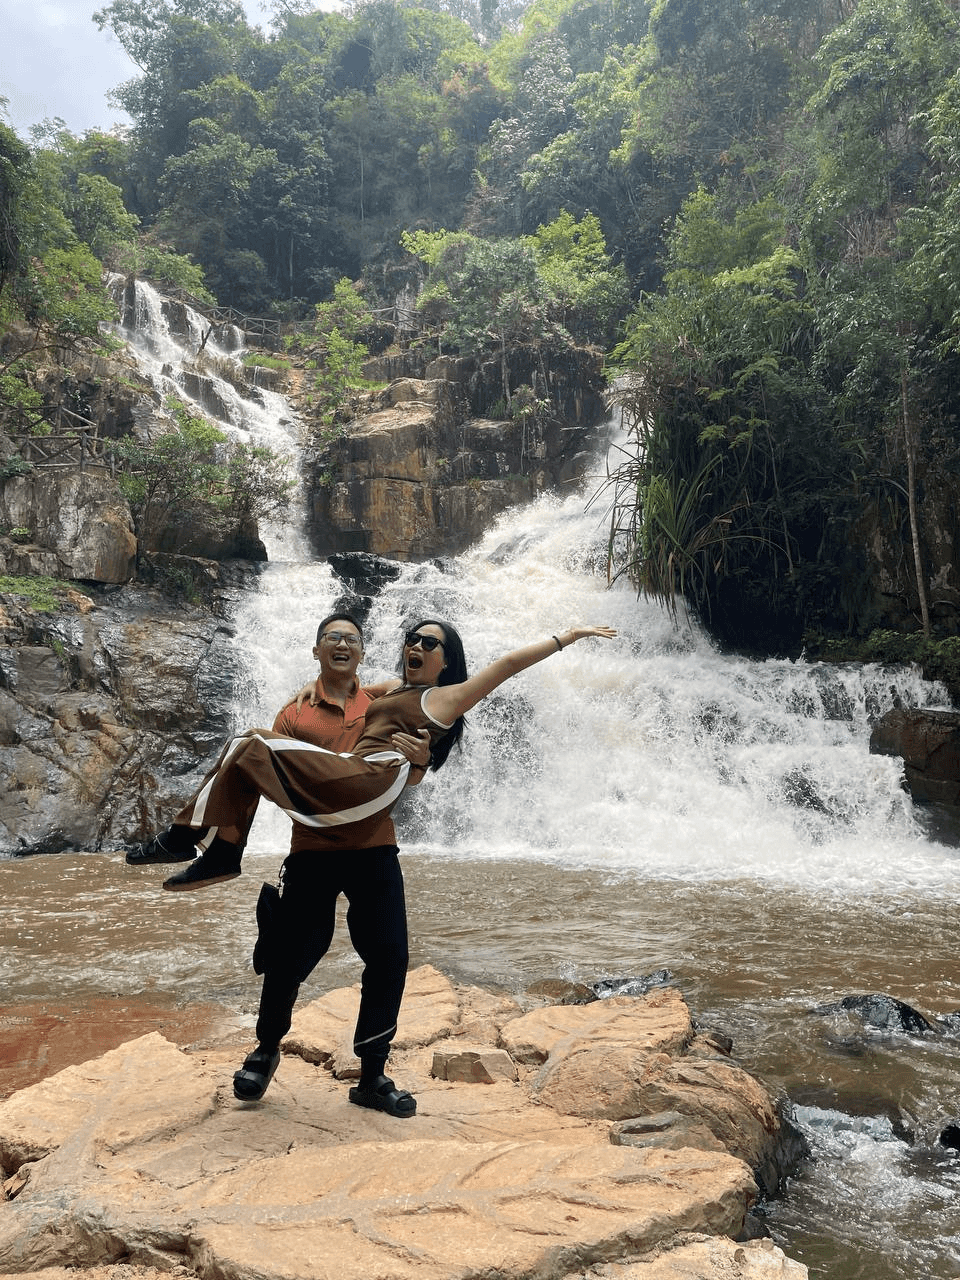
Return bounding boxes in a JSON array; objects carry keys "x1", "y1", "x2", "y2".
[
  {"x1": 162, "y1": 733, "x2": 409, "y2": 891},
  {"x1": 182, "y1": 733, "x2": 407, "y2": 832}
]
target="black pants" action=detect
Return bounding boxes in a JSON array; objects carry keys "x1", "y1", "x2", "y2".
[{"x1": 255, "y1": 845, "x2": 408, "y2": 1067}]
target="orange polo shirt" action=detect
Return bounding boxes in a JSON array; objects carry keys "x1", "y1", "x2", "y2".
[{"x1": 272, "y1": 678, "x2": 398, "y2": 853}]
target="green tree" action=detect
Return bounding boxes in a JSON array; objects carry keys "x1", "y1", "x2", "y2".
[
  {"x1": 111, "y1": 397, "x2": 293, "y2": 559},
  {"x1": 62, "y1": 173, "x2": 140, "y2": 262},
  {"x1": 0, "y1": 121, "x2": 118, "y2": 426},
  {"x1": 404, "y1": 228, "x2": 566, "y2": 406},
  {"x1": 526, "y1": 209, "x2": 629, "y2": 344},
  {"x1": 295, "y1": 277, "x2": 374, "y2": 425},
  {"x1": 155, "y1": 119, "x2": 278, "y2": 308},
  {"x1": 93, "y1": 0, "x2": 256, "y2": 209},
  {"x1": 607, "y1": 188, "x2": 853, "y2": 641},
  {"x1": 112, "y1": 400, "x2": 227, "y2": 556}
]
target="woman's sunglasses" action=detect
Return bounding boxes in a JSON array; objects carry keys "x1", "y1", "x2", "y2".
[{"x1": 404, "y1": 630, "x2": 444, "y2": 652}]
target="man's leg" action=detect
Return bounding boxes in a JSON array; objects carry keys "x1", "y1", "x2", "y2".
[
  {"x1": 234, "y1": 854, "x2": 342, "y2": 1102},
  {"x1": 342, "y1": 846, "x2": 416, "y2": 1117}
]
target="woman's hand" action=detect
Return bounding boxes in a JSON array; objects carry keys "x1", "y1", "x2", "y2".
[{"x1": 558, "y1": 625, "x2": 618, "y2": 647}]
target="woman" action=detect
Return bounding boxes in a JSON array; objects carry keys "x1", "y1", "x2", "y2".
[{"x1": 142, "y1": 620, "x2": 616, "y2": 890}]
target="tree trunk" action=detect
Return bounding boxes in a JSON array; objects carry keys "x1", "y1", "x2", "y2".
[{"x1": 902, "y1": 364, "x2": 930, "y2": 637}]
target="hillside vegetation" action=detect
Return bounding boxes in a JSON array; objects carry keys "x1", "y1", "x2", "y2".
[{"x1": 4, "y1": 0, "x2": 960, "y2": 655}]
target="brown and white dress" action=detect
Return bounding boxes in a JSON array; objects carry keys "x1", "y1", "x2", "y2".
[{"x1": 173, "y1": 684, "x2": 453, "y2": 851}]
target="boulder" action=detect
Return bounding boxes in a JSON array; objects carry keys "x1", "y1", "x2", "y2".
[
  {"x1": 499, "y1": 988, "x2": 693, "y2": 1066},
  {"x1": 0, "y1": 470, "x2": 136, "y2": 584},
  {"x1": 870, "y1": 708, "x2": 960, "y2": 805},
  {"x1": 431, "y1": 1046, "x2": 518, "y2": 1083},
  {"x1": 813, "y1": 993, "x2": 936, "y2": 1037},
  {"x1": 0, "y1": 967, "x2": 808, "y2": 1280},
  {"x1": 508, "y1": 988, "x2": 805, "y2": 1200}
]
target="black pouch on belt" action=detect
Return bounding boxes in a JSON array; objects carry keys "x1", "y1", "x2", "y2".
[{"x1": 252, "y1": 881, "x2": 282, "y2": 975}]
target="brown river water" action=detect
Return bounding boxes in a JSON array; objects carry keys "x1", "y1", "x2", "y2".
[{"x1": 4, "y1": 846, "x2": 960, "y2": 1280}]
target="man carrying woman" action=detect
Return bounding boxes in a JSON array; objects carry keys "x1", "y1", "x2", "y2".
[
  {"x1": 127, "y1": 614, "x2": 616, "y2": 1115},
  {"x1": 127, "y1": 610, "x2": 430, "y2": 1116}
]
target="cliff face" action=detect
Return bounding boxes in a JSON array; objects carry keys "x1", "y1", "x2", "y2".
[
  {"x1": 0, "y1": 573, "x2": 250, "y2": 856},
  {"x1": 304, "y1": 349, "x2": 607, "y2": 560}
]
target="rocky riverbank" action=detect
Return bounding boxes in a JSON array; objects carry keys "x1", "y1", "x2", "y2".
[{"x1": 0, "y1": 966, "x2": 808, "y2": 1280}]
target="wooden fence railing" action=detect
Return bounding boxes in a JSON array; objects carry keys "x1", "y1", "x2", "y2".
[
  {"x1": 161, "y1": 288, "x2": 412, "y2": 344},
  {"x1": 7, "y1": 406, "x2": 114, "y2": 475}
]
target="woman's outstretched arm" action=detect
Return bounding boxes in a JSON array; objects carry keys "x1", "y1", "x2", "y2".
[{"x1": 426, "y1": 625, "x2": 616, "y2": 724}]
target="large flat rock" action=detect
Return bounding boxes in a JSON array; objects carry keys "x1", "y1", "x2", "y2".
[{"x1": 0, "y1": 967, "x2": 806, "y2": 1280}]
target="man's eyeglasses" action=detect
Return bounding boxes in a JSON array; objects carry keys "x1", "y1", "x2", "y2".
[
  {"x1": 404, "y1": 630, "x2": 444, "y2": 652},
  {"x1": 320, "y1": 631, "x2": 363, "y2": 648}
]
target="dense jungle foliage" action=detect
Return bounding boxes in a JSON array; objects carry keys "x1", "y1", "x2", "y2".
[{"x1": 4, "y1": 0, "x2": 960, "y2": 653}]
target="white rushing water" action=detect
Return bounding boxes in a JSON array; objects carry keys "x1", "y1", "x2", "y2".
[
  {"x1": 106, "y1": 276, "x2": 312, "y2": 559},
  {"x1": 233, "y1": 495, "x2": 959, "y2": 899}
]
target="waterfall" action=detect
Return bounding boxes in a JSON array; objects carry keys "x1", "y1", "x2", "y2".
[
  {"x1": 109, "y1": 276, "x2": 959, "y2": 895},
  {"x1": 86, "y1": 279, "x2": 960, "y2": 1280},
  {"x1": 107, "y1": 276, "x2": 311, "y2": 559},
  {"x1": 234, "y1": 490, "x2": 959, "y2": 895}
]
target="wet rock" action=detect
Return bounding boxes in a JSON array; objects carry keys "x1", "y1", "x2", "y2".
[
  {"x1": 688, "y1": 1028, "x2": 735, "y2": 1058},
  {"x1": 870, "y1": 708, "x2": 960, "y2": 806},
  {"x1": 593, "y1": 969, "x2": 675, "y2": 998},
  {"x1": 813, "y1": 993, "x2": 936, "y2": 1037},
  {"x1": 328, "y1": 551, "x2": 403, "y2": 596},
  {"x1": 0, "y1": 967, "x2": 792, "y2": 1280},
  {"x1": 526, "y1": 978, "x2": 598, "y2": 1005}
]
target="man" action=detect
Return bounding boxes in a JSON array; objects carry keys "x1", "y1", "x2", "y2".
[{"x1": 128, "y1": 611, "x2": 429, "y2": 1117}]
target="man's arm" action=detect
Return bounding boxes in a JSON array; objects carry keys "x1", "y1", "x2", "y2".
[{"x1": 272, "y1": 702, "x2": 430, "y2": 783}]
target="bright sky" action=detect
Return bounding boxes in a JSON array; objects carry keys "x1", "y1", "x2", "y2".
[{"x1": 0, "y1": 0, "x2": 279, "y2": 140}]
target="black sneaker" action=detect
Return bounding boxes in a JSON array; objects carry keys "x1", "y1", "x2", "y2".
[
  {"x1": 163, "y1": 848, "x2": 241, "y2": 892},
  {"x1": 126, "y1": 828, "x2": 197, "y2": 866}
]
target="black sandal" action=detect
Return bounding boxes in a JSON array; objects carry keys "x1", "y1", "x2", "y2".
[
  {"x1": 233, "y1": 1047, "x2": 281, "y2": 1101},
  {"x1": 348, "y1": 1074, "x2": 417, "y2": 1118}
]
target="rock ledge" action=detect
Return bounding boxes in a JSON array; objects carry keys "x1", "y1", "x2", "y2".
[{"x1": 0, "y1": 965, "x2": 807, "y2": 1280}]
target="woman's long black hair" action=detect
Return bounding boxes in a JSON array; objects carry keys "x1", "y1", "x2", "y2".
[{"x1": 401, "y1": 618, "x2": 467, "y2": 771}]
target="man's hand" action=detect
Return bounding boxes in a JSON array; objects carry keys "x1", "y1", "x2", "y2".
[{"x1": 391, "y1": 728, "x2": 431, "y2": 780}]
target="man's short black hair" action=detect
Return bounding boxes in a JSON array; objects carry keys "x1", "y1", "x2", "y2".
[{"x1": 316, "y1": 611, "x2": 365, "y2": 646}]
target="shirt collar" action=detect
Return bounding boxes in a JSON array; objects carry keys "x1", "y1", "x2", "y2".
[{"x1": 314, "y1": 674, "x2": 362, "y2": 708}]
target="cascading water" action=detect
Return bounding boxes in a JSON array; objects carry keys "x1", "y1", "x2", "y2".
[
  {"x1": 101, "y1": 283, "x2": 960, "y2": 1279},
  {"x1": 236, "y1": 493, "x2": 954, "y2": 886},
  {"x1": 106, "y1": 275, "x2": 311, "y2": 558}
]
